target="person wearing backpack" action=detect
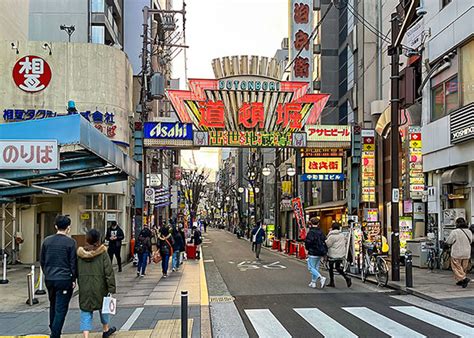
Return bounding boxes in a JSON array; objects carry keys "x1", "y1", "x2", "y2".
[
  {"x1": 251, "y1": 222, "x2": 266, "y2": 260},
  {"x1": 304, "y1": 217, "x2": 327, "y2": 288},
  {"x1": 135, "y1": 225, "x2": 152, "y2": 277},
  {"x1": 446, "y1": 217, "x2": 473, "y2": 288},
  {"x1": 158, "y1": 226, "x2": 175, "y2": 277},
  {"x1": 325, "y1": 222, "x2": 351, "y2": 288}
]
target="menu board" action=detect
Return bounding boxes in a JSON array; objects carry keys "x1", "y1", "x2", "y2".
[{"x1": 362, "y1": 222, "x2": 382, "y2": 250}]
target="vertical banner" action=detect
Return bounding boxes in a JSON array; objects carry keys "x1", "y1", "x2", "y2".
[
  {"x1": 361, "y1": 130, "x2": 376, "y2": 203},
  {"x1": 291, "y1": 197, "x2": 307, "y2": 239},
  {"x1": 408, "y1": 126, "x2": 424, "y2": 199},
  {"x1": 289, "y1": 0, "x2": 314, "y2": 89}
]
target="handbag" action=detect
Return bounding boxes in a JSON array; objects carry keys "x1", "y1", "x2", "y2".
[
  {"x1": 152, "y1": 250, "x2": 162, "y2": 264},
  {"x1": 102, "y1": 294, "x2": 116, "y2": 315}
]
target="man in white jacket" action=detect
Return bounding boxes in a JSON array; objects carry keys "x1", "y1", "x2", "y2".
[
  {"x1": 325, "y1": 222, "x2": 352, "y2": 288},
  {"x1": 446, "y1": 218, "x2": 473, "y2": 288}
]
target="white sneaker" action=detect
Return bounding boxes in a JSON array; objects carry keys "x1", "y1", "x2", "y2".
[
  {"x1": 320, "y1": 276, "x2": 327, "y2": 288},
  {"x1": 308, "y1": 282, "x2": 316, "y2": 288}
]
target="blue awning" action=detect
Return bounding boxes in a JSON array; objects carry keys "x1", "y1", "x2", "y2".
[{"x1": 0, "y1": 115, "x2": 138, "y2": 200}]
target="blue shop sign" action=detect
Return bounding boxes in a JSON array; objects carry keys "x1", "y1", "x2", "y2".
[
  {"x1": 301, "y1": 173, "x2": 345, "y2": 181},
  {"x1": 3, "y1": 109, "x2": 115, "y2": 125},
  {"x1": 144, "y1": 122, "x2": 193, "y2": 140}
]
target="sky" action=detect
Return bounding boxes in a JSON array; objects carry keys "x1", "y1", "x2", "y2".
[{"x1": 172, "y1": 0, "x2": 288, "y2": 173}]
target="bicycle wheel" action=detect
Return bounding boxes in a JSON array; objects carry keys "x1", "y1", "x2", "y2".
[
  {"x1": 376, "y1": 257, "x2": 389, "y2": 287},
  {"x1": 427, "y1": 251, "x2": 435, "y2": 270}
]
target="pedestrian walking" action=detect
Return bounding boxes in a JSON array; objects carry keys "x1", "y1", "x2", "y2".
[
  {"x1": 171, "y1": 225, "x2": 184, "y2": 271},
  {"x1": 192, "y1": 225, "x2": 203, "y2": 259},
  {"x1": 304, "y1": 217, "x2": 327, "y2": 289},
  {"x1": 158, "y1": 227, "x2": 174, "y2": 277},
  {"x1": 105, "y1": 221, "x2": 124, "y2": 272},
  {"x1": 77, "y1": 229, "x2": 116, "y2": 338},
  {"x1": 135, "y1": 225, "x2": 152, "y2": 277},
  {"x1": 446, "y1": 217, "x2": 473, "y2": 288},
  {"x1": 325, "y1": 222, "x2": 352, "y2": 288},
  {"x1": 251, "y1": 222, "x2": 266, "y2": 260},
  {"x1": 40, "y1": 215, "x2": 77, "y2": 338},
  {"x1": 178, "y1": 224, "x2": 186, "y2": 264}
]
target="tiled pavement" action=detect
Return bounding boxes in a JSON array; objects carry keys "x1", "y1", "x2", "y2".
[{"x1": 0, "y1": 256, "x2": 207, "y2": 337}]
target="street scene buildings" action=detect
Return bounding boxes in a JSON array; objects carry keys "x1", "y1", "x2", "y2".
[{"x1": 0, "y1": 0, "x2": 473, "y2": 337}]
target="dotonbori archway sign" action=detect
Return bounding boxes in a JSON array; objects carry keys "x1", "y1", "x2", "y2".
[{"x1": 167, "y1": 75, "x2": 329, "y2": 148}]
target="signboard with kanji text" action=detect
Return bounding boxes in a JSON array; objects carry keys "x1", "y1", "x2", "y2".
[
  {"x1": 0, "y1": 140, "x2": 58, "y2": 169},
  {"x1": 305, "y1": 125, "x2": 351, "y2": 142},
  {"x1": 304, "y1": 157, "x2": 343, "y2": 174}
]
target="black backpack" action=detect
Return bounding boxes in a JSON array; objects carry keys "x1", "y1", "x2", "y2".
[{"x1": 135, "y1": 235, "x2": 146, "y2": 254}]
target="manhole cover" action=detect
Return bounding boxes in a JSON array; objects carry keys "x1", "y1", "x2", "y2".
[{"x1": 209, "y1": 296, "x2": 235, "y2": 303}]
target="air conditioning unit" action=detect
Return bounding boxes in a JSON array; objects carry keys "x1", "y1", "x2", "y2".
[{"x1": 313, "y1": 43, "x2": 321, "y2": 54}]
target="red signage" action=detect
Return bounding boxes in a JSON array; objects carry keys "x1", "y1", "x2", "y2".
[
  {"x1": 291, "y1": 197, "x2": 307, "y2": 240},
  {"x1": 12, "y1": 56, "x2": 52, "y2": 93}
]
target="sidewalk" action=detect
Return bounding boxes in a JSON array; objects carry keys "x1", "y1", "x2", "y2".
[{"x1": 0, "y1": 255, "x2": 211, "y2": 337}]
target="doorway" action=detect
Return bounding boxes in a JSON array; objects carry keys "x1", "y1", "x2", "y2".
[{"x1": 35, "y1": 212, "x2": 57, "y2": 260}]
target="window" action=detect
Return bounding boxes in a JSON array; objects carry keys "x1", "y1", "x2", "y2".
[
  {"x1": 91, "y1": 0, "x2": 105, "y2": 12},
  {"x1": 431, "y1": 76, "x2": 459, "y2": 121},
  {"x1": 442, "y1": 0, "x2": 452, "y2": 8},
  {"x1": 461, "y1": 40, "x2": 474, "y2": 105},
  {"x1": 91, "y1": 25, "x2": 105, "y2": 44},
  {"x1": 81, "y1": 194, "x2": 122, "y2": 238}
]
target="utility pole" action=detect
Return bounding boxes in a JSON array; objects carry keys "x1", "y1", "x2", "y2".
[
  {"x1": 389, "y1": 12, "x2": 401, "y2": 282},
  {"x1": 275, "y1": 148, "x2": 281, "y2": 240}
]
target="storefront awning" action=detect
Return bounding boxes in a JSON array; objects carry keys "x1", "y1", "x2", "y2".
[
  {"x1": 0, "y1": 115, "x2": 138, "y2": 200},
  {"x1": 305, "y1": 200, "x2": 347, "y2": 213},
  {"x1": 441, "y1": 167, "x2": 468, "y2": 185}
]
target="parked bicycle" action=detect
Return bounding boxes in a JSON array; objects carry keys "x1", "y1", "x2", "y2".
[
  {"x1": 361, "y1": 243, "x2": 389, "y2": 286},
  {"x1": 426, "y1": 240, "x2": 450, "y2": 270}
]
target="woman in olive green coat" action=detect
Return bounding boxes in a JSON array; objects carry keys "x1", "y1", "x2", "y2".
[{"x1": 77, "y1": 229, "x2": 116, "y2": 338}]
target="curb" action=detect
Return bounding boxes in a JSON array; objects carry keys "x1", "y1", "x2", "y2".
[{"x1": 199, "y1": 246, "x2": 213, "y2": 338}]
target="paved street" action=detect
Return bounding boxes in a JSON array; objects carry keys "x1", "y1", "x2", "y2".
[{"x1": 203, "y1": 229, "x2": 474, "y2": 337}]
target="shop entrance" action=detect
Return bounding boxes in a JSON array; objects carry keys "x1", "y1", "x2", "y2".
[{"x1": 35, "y1": 212, "x2": 57, "y2": 261}]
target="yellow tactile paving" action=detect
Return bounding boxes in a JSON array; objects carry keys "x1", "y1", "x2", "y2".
[{"x1": 152, "y1": 319, "x2": 193, "y2": 338}]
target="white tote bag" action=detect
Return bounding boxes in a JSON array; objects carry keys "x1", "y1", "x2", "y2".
[{"x1": 102, "y1": 294, "x2": 117, "y2": 315}]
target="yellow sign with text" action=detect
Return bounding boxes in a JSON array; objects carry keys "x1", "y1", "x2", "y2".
[{"x1": 304, "y1": 157, "x2": 343, "y2": 174}]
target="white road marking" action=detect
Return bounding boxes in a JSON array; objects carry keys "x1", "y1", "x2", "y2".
[
  {"x1": 120, "y1": 307, "x2": 144, "y2": 331},
  {"x1": 203, "y1": 259, "x2": 214, "y2": 263},
  {"x1": 392, "y1": 306, "x2": 474, "y2": 337},
  {"x1": 343, "y1": 307, "x2": 425, "y2": 338},
  {"x1": 294, "y1": 308, "x2": 357, "y2": 337},
  {"x1": 245, "y1": 309, "x2": 291, "y2": 338}
]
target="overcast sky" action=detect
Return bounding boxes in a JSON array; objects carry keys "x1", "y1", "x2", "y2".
[{"x1": 172, "y1": 0, "x2": 288, "y2": 175}]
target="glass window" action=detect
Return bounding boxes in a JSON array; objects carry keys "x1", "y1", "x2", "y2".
[
  {"x1": 442, "y1": 0, "x2": 452, "y2": 8},
  {"x1": 91, "y1": 0, "x2": 105, "y2": 12},
  {"x1": 107, "y1": 195, "x2": 118, "y2": 210},
  {"x1": 445, "y1": 76, "x2": 459, "y2": 113},
  {"x1": 432, "y1": 84, "x2": 445, "y2": 120},
  {"x1": 91, "y1": 25, "x2": 105, "y2": 44},
  {"x1": 93, "y1": 193, "x2": 104, "y2": 209},
  {"x1": 461, "y1": 40, "x2": 474, "y2": 105},
  {"x1": 85, "y1": 195, "x2": 93, "y2": 209}
]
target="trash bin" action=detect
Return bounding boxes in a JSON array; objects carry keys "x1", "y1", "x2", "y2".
[{"x1": 186, "y1": 244, "x2": 196, "y2": 259}]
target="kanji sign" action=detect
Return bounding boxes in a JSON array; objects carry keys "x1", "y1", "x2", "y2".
[
  {"x1": 304, "y1": 157, "x2": 343, "y2": 174},
  {"x1": 0, "y1": 140, "x2": 58, "y2": 169},
  {"x1": 206, "y1": 130, "x2": 304, "y2": 147},
  {"x1": 408, "y1": 126, "x2": 425, "y2": 198},
  {"x1": 290, "y1": 1, "x2": 313, "y2": 85},
  {"x1": 361, "y1": 130, "x2": 376, "y2": 203},
  {"x1": 301, "y1": 173, "x2": 345, "y2": 181},
  {"x1": 305, "y1": 125, "x2": 351, "y2": 142},
  {"x1": 12, "y1": 56, "x2": 52, "y2": 93},
  {"x1": 291, "y1": 197, "x2": 306, "y2": 240}
]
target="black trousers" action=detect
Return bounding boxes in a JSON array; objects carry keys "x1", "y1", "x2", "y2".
[
  {"x1": 45, "y1": 279, "x2": 73, "y2": 338},
  {"x1": 108, "y1": 246, "x2": 122, "y2": 270},
  {"x1": 255, "y1": 243, "x2": 262, "y2": 259},
  {"x1": 328, "y1": 259, "x2": 349, "y2": 283}
]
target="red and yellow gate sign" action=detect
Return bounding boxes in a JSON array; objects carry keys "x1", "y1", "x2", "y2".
[{"x1": 166, "y1": 76, "x2": 329, "y2": 147}]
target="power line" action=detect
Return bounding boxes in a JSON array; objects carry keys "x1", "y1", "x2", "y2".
[
  {"x1": 285, "y1": 1, "x2": 334, "y2": 72},
  {"x1": 345, "y1": 1, "x2": 391, "y2": 44}
]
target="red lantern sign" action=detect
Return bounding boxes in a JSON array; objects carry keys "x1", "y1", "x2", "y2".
[{"x1": 12, "y1": 55, "x2": 52, "y2": 93}]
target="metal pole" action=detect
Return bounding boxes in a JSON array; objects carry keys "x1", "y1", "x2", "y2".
[
  {"x1": 389, "y1": 12, "x2": 401, "y2": 282},
  {"x1": 12, "y1": 202, "x2": 16, "y2": 265},
  {"x1": 35, "y1": 268, "x2": 46, "y2": 295},
  {"x1": 0, "y1": 253, "x2": 8, "y2": 284},
  {"x1": 181, "y1": 290, "x2": 188, "y2": 338},
  {"x1": 30, "y1": 265, "x2": 35, "y2": 295},
  {"x1": 405, "y1": 252, "x2": 413, "y2": 287},
  {"x1": 27, "y1": 273, "x2": 33, "y2": 306}
]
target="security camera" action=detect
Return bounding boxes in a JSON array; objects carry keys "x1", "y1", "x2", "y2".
[
  {"x1": 42, "y1": 43, "x2": 48, "y2": 49},
  {"x1": 443, "y1": 55, "x2": 451, "y2": 63}
]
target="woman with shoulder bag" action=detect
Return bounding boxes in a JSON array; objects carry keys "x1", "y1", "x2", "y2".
[
  {"x1": 158, "y1": 227, "x2": 174, "y2": 277},
  {"x1": 446, "y1": 218, "x2": 473, "y2": 288}
]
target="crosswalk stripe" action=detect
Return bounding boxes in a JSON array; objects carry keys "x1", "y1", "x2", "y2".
[
  {"x1": 391, "y1": 306, "x2": 474, "y2": 337},
  {"x1": 343, "y1": 307, "x2": 426, "y2": 338},
  {"x1": 120, "y1": 307, "x2": 144, "y2": 331},
  {"x1": 245, "y1": 309, "x2": 291, "y2": 338},
  {"x1": 294, "y1": 308, "x2": 358, "y2": 338}
]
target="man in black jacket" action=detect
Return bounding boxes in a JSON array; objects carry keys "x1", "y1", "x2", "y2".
[
  {"x1": 304, "y1": 217, "x2": 327, "y2": 289},
  {"x1": 40, "y1": 215, "x2": 77, "y2": 338},
  {"x1": 105, "y1": 221, "x2": 124, "y2": 272}
]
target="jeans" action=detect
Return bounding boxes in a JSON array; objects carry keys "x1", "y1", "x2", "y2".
[
  {"x1": 328, "y1": 259, "x2": 348, "y2": 284},
  {"x1": 137, "y1": 252, "x2": 149, "y2": 275},
  {"x1": 172, "y1": 251, "x2": 180, "y2": 269},
  {"x1": 307, "y1": 255, "x2": 322, "y2": 282},
  {"x1": 45, "y1": 279, "x2": 74, "y2": 338},
  {"x1": 255, "y1": 243, "x2": 262, "y2": 259},
  {"x1": 162, "y1": 254, "x2": 170, "y2": 274},
  {"x1": 108, "y1": 247, "x2": 122, "y2": 271},
  {"x1": 80, "y1": 310, "x2": 109, "y2": 331}
]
